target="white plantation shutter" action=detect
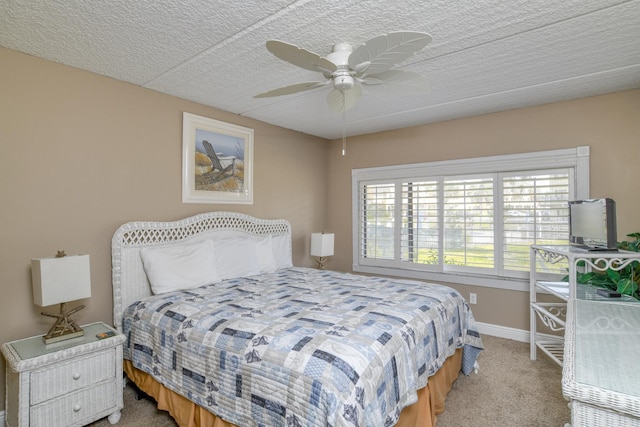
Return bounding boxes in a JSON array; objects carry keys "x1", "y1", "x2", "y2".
[
  {"x1": 352, "y1": 147, "x2": 588, "y2": 290},
  {"x1": 444, "y1": 176, "x2": 495, "y2": 271},
  {"x1": 360, "y1": 183, "x2": 395, "y2": 260},
  {"x1": 401, "y1": 181, "x2": 439, "y2": 265},
  {"x1": 502, "y1": 170, "x2": 571, "y2": 275}
]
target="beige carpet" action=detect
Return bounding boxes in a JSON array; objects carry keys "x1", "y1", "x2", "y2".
[
  {"x1": 89, "y1": 335, "x2": 570, "y2": 426},
  {"x1": 436, "y1": 335, "x2": 569, "y2": 426}
]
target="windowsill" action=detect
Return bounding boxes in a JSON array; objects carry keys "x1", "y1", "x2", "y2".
[{"x1": 353, "y1": 265, "x2": 532, "y2": 292}]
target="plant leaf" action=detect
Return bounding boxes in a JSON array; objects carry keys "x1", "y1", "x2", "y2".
[
  {"x1": 577, "y1": 272, "x2": 594, "y2": 284},
  {"x1": 607, "y1": 269, "x2": 620, "y2": 283},
  {"x1": 618, "y1": 278, "x2": 638, "y2": 296},
  {"x1": 565, "y1": 232, "x2": 640, "y2": 300}
]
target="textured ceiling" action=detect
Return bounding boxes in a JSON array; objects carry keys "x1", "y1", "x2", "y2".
[{"x1": 1, "y1": 1, "x2": 639, "y2": 140}]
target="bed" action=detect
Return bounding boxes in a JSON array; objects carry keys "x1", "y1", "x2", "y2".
[{"x1": 112, "y1": 211, "x2": 483, "y2": 427}]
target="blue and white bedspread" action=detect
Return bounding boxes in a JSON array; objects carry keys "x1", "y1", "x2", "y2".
[{"x1": 123, "y1": 267, "x2": 483, "y2": 427}]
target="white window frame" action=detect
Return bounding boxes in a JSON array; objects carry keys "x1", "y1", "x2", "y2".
[{"x1": 351, "y1": 146, "x2": 590, "y2": 292}]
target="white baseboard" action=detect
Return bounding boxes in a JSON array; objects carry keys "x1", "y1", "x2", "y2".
[
  {"x1": 1, "y1": 409, "x2": 5, "y2": 427},
  {"x1": 476, "y1": 321, "x2": 530, "y2": 342},
  {"x1": 476, "y1": 321, "x2": 563, "y2": 348}
]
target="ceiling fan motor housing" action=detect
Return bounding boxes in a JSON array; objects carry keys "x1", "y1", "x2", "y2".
[
  {"x1": 327, "y1": 43, "x2": 356, "y2": 91},
  {"x1": 334, "y1": 73, "x2": 354, "y2": 90}
]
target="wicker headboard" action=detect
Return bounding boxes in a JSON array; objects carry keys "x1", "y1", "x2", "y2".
[{"x1": 111, "y1": 211, "x2": 292, "y2": 332}]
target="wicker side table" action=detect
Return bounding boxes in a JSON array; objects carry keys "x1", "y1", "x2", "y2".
[
  {"x1": 562, "y1": 300, "x2": 640, "y2": 426},
  {"x1": 1, "y1": 322, "x2": 125, "y2": 427}
]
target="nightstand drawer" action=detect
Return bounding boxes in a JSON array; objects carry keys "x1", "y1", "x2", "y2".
[
  {"x1": 30, "y1": 379, "x2": 118, "y2": 427},
  {"x1": 31, "y1": 348, "x2": 115, "y2": 404}
]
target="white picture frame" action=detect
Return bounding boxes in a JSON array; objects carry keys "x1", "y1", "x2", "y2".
[{"x1": 182, "y1": 112, "x2": 253, "y2": 204}]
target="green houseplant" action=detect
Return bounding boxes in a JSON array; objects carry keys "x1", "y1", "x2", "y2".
[{"x1": 564, "y1": 232, "x2": 640, "y2": 299}]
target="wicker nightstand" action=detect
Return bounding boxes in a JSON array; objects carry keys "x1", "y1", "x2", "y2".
[{"x1": 1, "y1": 322, "x2": 125, "y2": 427}]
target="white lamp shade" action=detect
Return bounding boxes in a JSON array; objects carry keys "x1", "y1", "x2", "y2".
[
  {"x1": 32, "y1": 254, "x2": 92, "y2": 307},
  {"x1": 310, "y1": 233, "x2": 334, "y2": 257}
]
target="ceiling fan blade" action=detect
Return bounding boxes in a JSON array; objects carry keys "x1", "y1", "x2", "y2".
[
  {"x1": 266, "y1": 40, "x2": 337, "y2": 74},
  {"x1": 360, "y1": 70, "x2": 430, "y2": 92},
  {"x1": 327, "y1": 85, "x2": 362, "y2": 113},
  {"x1": 348, "y1": 31, "x2": 431, "y2": 77},
  {"x1": 254, "y1": 81, "x2": 327, "y2": 98}
]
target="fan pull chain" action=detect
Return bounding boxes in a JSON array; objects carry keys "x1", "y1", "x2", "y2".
[{"x1": 342, "y1": 90, "x2": 347, "y2": 156}]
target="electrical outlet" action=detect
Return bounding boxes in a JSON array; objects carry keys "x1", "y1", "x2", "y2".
[{"x1": 469, "y1": 293, "x2": 477, "y2": 304}]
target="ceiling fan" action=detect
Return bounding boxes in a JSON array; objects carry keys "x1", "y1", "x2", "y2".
[{"x1": 255, "y1": 31, "x2": 432, "y2": 113}]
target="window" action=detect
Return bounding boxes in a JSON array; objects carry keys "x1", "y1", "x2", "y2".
[{"x1": 352, "y1": 147, "x2": 589, "y2": 291}]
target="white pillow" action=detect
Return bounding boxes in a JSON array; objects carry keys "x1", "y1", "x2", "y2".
[
  {"x1": 272, "y1": 234, "x2": 293, "y2": 269},
  {"x1": 139, "y1": 240, "x2": 220, "y2": 294},
  {"x1": 214, "y1": 238, "x2": 262, "y2": 280},
  {"x1": 254, "y1": 235, "x2": 277, "y2": 273}
]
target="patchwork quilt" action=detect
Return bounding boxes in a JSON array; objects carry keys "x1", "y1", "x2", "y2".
[{"x1": 123, "y1": 267, "x2": 483, "y2": 427}]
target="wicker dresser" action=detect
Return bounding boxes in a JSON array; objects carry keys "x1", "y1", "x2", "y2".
[
  {"x1": 562, "y1": 300, "x2": 640, "y2": 426},
  {"x1": 1, "y1": 322, "x2": 125, "y2": 427}
]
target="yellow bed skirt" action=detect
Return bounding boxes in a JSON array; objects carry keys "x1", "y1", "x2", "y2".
[{"x1": 124, "y1": 348, "x2": 462, "y2": 427}]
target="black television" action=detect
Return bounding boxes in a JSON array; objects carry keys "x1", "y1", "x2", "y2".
[{"x1": 568, "y1": 198, "x2": 617, "y2": 251}]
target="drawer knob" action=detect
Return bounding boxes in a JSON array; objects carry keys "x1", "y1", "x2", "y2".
[
  {"x1": 72, "y1": 372, "x2": 81, "y2": 380},
  {"x1": 73, "y1": 404, "x2": 81, "y2": 412}
]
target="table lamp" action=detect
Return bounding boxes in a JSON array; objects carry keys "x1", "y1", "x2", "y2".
[
  {"x1": 311, "y1": 232, "x2": 334, "y2": 270},
  {"x1": 32, "y1": 251, "x2": 92, "y2": 344}
]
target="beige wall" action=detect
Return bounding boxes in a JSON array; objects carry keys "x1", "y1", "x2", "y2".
[
  {"x1": 326, "y1": 89, "x2": 640, "y2": 331},
  {"x1": 0, "y1": 47, "x2": 329, "y2": 409}
]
